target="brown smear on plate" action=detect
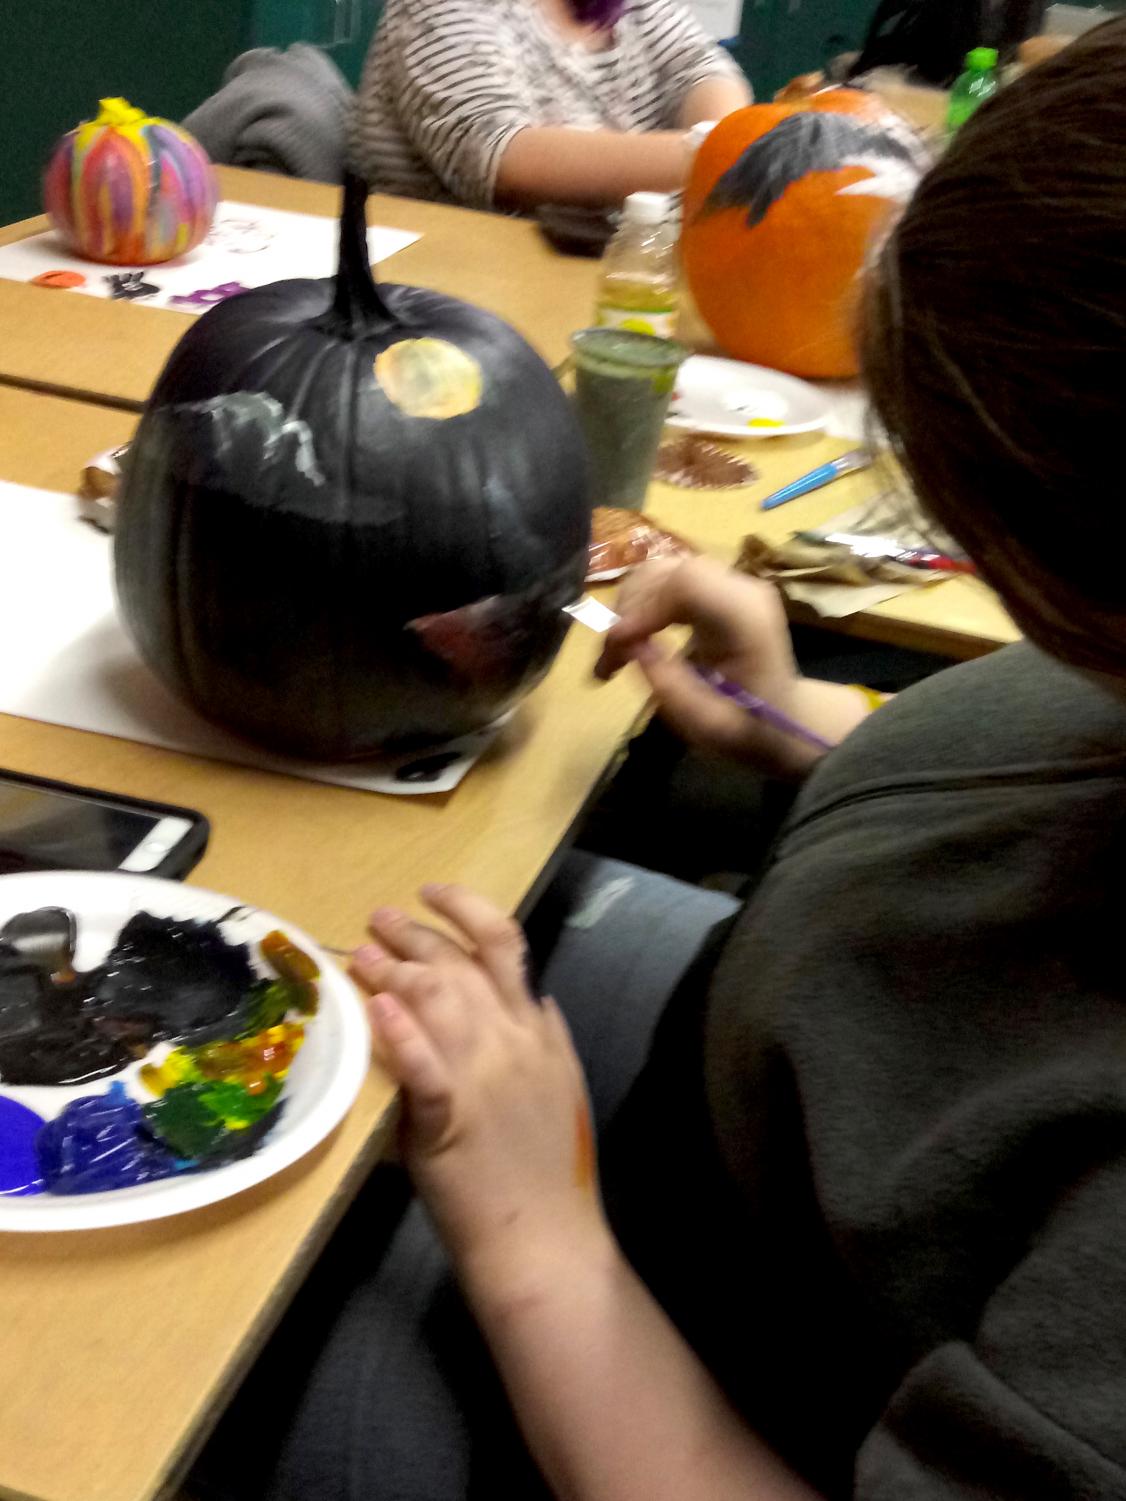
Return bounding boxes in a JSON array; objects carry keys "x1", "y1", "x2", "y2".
[{"x1": 653, "y1": 435, "x2": 758, "y2": 490}]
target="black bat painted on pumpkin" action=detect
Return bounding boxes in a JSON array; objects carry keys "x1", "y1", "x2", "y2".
[{"x1": 696, "y1": 112, "x2": 924, "y2": 229}]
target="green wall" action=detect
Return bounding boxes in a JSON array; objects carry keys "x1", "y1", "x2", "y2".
[
  {"x1": 735, "y1": 0, "x2": 1126, "y2": 99},
  {"x1": 735, "y1": 0, "x2": 878, "y2": 99},
  {"x1": 1, "y1": 0, "x2": 383, "y2": 226},
  {"x1": 252, "y1": 0, "x2": 382, "y2": 88},
  {"x1": 2, "y1": 1, "x2": 253, "y2": 224}
]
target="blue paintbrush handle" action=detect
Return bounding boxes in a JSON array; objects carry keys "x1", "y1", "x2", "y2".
[
  {"x1": 760, "y1": 461, "x2": 845, "y2": 511},
  {"x1": 759, "y1": 449, "x2": 872, "y2": 512}
]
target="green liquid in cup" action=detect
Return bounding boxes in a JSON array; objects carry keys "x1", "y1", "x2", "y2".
[{"x1": 570, "y1": 328, "x2": 688, "y2": 509}]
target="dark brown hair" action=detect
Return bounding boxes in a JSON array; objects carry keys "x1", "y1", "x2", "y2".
[{"x1": 863, "y1": 17, "x2": 1126, "y2": 675}]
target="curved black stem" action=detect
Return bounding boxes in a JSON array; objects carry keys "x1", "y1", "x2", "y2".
[{"x1": 330, "y1": 171, "x2": 394, "y2": 337}]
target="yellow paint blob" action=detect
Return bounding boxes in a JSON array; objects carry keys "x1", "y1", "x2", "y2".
[
  {"x1": 374, "y1": 338, "x2": 483, "y2": 420},
  {"x1": 620, "y1": 316, "x2": 661, "y2": 336}
]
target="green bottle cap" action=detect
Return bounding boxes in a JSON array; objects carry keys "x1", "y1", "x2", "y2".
[{"x1": 967, "y1": 46, "x2": 999, "y2": 70}]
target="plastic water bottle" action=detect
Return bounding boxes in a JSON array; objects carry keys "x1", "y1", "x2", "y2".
[
  {"x1": 947, "y1": 47, "x2": 1000, "y2": 134},
  {"x1": 595, "y1": 192, "x2": 679, "y2": 340}
]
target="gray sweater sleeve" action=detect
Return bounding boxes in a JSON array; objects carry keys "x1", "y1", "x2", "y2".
[
  {"x1": 697, "y1": 644, "x2": 1126, "y2": 1497},
  {"x1": 858, "y1": 1143, "x2": 1126, "y2": 1496},
  {"x1": 183, "y1": 44, "x2": 353, "y2": 183}
]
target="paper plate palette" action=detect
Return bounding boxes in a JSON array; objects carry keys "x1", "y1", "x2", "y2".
[
  {"x1": 0, "y1": 871, "x2": 369, "y2": 1232},
  {"x1": 667, "y1": 355, "x2": 830, "y2": 439}
]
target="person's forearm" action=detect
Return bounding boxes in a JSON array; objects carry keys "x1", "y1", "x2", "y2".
[
  {"x1": 460, "y1": 1228, "x2": 821, "y2": 1501},
  {"x1": 494, "y1": 126, "x2": 687, "y2": 208},
  {"x1": 788, "y1": 678, "x2": 888, "y2": 760},
  {"x1": 701, "y1": 677, "x2": 888, "y2": 783},
  {"x1": 679, "y1": 72, "x2": 753, "y2": 127}
]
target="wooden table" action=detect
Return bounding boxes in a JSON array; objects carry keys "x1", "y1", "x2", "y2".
[
  {"x1": 646, "y1": 446, "x2": 1016, "y2": 660},
  {"x1": 0, "y1": 168, "x2": 1017, "y2": 1501},
  {"x1": 0, "y1": 167, "x2": 600, "y2": 409},
  {"x1": 0, "y1": 382, "x2": 655, "y2": 1501},
  {"x1": 0, "y1": 168, "x2": 1015, "y2": 660}
]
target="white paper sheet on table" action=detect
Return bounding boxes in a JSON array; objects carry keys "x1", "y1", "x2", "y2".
[
  {"x1": 781, "y1": 579, "x2": 912, "y2": 619},
  {"x1": 0, "y1": 482, "x2": 499, "y2": 796},
  {"x1": 0, "y1": 201, "x2": 420, "y2": 316}
]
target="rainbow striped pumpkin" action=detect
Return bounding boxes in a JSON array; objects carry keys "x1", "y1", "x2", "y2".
[{"x1": 43, "y1": 97, "x2": 218, "y2": 266}]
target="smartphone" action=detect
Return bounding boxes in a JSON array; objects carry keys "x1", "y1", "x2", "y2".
[{"x1": 0, "y1": 770, "x2": 209, "y2": 880}]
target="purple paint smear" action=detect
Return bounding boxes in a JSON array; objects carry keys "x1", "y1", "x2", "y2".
[{"x1": 570, "y1": 0, "x2": 627, "y2": 27}]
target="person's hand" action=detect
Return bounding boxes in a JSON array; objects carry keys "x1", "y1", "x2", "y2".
[
  {"x1": 351, "y1": 886, "x2": 612, "y2": 1286},
  {"x1": 595, "y1": 555, "x2": 822, "y2": 775}
]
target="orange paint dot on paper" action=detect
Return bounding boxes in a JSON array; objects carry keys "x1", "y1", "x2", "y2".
[
  {"x1": 31, "y1": 270, "x2": 86, "y2": 290},
  {"x1": 574, "y1": 1101, "x2": 596, "y2": 1192}
]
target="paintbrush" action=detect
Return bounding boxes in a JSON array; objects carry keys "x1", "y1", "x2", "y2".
[
  {"x1": 759, "y1": 448, "x2": 872, "y2": 512},
  {"x1": 564, "y1": 598, "x2": 836, "y2": 754}
]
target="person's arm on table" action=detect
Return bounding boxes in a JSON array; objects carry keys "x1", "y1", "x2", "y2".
[
  {"x1": 679, "y1": 72, "x2": 753, "y2": 126},
  {"x1": 495, "y1": 126, "x2": 689, "y2": 208},
  {"x1": 597, "y1": 556, "x2": 883, "y2": 779},
  {"x1": 496, "y1": 0, "x2": 750, "y2": 207},
  {"x1": 352, "y1": 889, "x2": 821, "y2": 1501},
  {"x1": 493, "y1": 60, "x2": 751, "y2": 209},
  {"x1": 496, "y1": 2, "x2": 752, "y2": 209},
  {"x1": 373, "y1": 0, "x2": 748, "y2": 209}
]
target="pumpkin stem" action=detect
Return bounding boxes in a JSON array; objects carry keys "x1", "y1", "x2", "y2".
[{"x1": 330, "y1": 172, "x2": 394, "y2": 336}]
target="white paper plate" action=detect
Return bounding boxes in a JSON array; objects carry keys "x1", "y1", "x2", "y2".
[
  {"x1": 0, "y1": 871, "x2": 369, "y2": 1232},
  {"x1": 666, "y1": 355, "x2": 830, "y2": 439}
]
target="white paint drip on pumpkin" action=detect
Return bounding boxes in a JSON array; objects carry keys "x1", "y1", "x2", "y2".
[
  {"x1": 835, "y1": 156, "x2": 920, "y2": 205},
  {"x1": 835, "y1": 110, "x2": 928, "y2": 207},
  {"x1": 182, "y1": 392, "x2": 325, "y2": 485}
]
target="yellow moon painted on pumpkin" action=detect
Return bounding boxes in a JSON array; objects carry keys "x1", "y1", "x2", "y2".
[{"x1": 374, "y1": 338, "x2": 483, "y2": 420}]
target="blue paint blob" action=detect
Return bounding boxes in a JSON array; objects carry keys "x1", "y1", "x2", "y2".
[
  {"x1": 36, "y1": 1081, "x2": 187, "y2": 1195},
  {"x1": 0, "y1": 1095, "x2": 47, "y2": 1196}
]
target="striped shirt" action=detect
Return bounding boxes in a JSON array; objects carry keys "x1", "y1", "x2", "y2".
[{"x1": 351, "y1": 0, "x2": 747, "y2": 209}]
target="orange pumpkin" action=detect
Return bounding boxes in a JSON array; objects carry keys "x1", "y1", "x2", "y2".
[{"x1": 682, "y1": 90, "x2": 925, "y2": 379}]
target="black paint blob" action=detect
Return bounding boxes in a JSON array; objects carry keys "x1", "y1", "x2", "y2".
[{"x1": 0, "y1": 912, "x2": 257, "y2": 1087}]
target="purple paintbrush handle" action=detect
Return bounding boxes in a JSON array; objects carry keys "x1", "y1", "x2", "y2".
[
  {"x1": 560, "y1": 599, "x2": 838, "y2": 755},
  {"x1": 693, "y1": 667, "x2": 837, "y2": 754}
]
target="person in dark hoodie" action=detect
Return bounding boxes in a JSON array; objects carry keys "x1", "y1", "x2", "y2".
[{"x1": 197, "y1": 19, "x2": 1126, "y2": 1501}]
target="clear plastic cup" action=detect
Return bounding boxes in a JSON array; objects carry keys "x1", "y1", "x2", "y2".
[{"x1": 569, "y1": 328, "x2": 688, "y2": 509}]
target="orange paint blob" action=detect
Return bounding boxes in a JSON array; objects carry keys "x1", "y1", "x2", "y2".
[
  {"x1": 574, "y1": 1101, "x2": 596, "y2": 1192},
  {"x1": 261, "y1": 929, "x2": 320, "y2": 983},
  {"x1": 31, "y1": 270, "x2": 86, "y2": 289}
]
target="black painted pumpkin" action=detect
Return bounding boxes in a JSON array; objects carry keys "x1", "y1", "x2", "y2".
[{"x1": 113, "y1": 175, "x2": 591, "y2": 758}]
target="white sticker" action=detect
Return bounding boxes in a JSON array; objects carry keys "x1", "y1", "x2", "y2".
[
  {"x1": 595, "y1": 306, "x2": 677, "y2": 340},
  {"x1": 563, "y1": 597, "x2": 620, "y2": 634}
]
